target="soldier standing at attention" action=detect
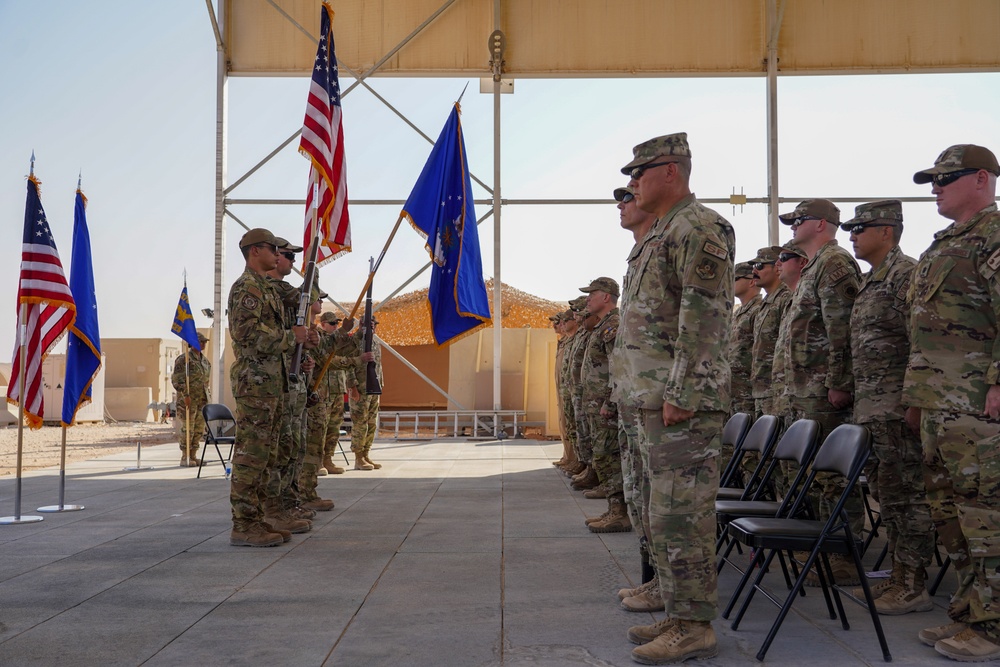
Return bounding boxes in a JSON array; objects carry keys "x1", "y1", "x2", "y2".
[
  {"x1": 749, "y1": 246, "x2": 792, "y2": 420},
  {"x1": 779, "y1": 198, "x2": 864, "y2": 586},
  {"x1": 568, "y1": 298, "x2": 599, "y2": 490},
  {"x1": 551, "y1": 312, "x2": 575, "y2": 468},
  {"x1": 905, "y1": 145, "x2": 1000, "y2": 662},
  {"x1": 171, "y1": 332, "x2": 210, "y2": 467},
  {"x1": 348, "y1": 317, "x2": 382, "y2": 470},
  {"x1": 617, "y1": 133, "x2": 735, "y2": 664},
  {"x1": 728, "y1": 262, "x2": 762, "y2": 419},
  {"x1": 227, "y1": 228, "x2": 309, "y2": 547},
  {"x1": 558, "y1": 305, "x2": 584, "y2": 477},
  {"x1": 843, "y1": 200, "x2": 935, "y2": 615}
]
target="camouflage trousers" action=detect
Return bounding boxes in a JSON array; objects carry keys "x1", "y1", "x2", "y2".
[
  {"x1": 325, "y1": 396, "x2": 346, "y2": 462},
  {"x1": 573, "y1": 395, "x2": 591, "y2": 464},
  {"x1": 349, "y1": 393, "x2": 379, "y2": 455},
  {"x1": 268, "y1": 384, "x2": 306, "y2": 508},
  {"x1": 638, "y1": 408, "x2": 722, "y2": 622},
  {"x1": 788, "y1": 396, "x2": 863, "y2": 534},
  {"x1": 921, "y1": 409, "x2": 1000, "y2": 629},
  {"x1": 301, "y1": 394, "x2": 331, "y2": 502},
  {"x1": 862, "y1": 419, "x2": 935, "y2": 570},
  {"x1": 559, "y1": 390, "x2": 578, "y2": 456},
  {"x1": 175, "y1": 398, "x2": 206, "y2": 456},
  {"x1": 753, "y1": 396, "x2": 771, "y2": 422},
  {"x1": 587, "y1": 412, "x2": 622, "y2": 496},
  {"x1": 231, "y1": 395, "x2": 284, "y2": 530},
  {"x1": 620, "y1": 405, "x2": 653, "y2": 566}
]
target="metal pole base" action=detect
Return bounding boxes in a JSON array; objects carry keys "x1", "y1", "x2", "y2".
[
  {"x1": 0, "y1": 515, "x2": 44, "y2": 524},
  {"x1": 122, "y1": 466, "x2": 154, "y2": 471},
  {"x1": 37, "y1": 504, "x2": 85, "y2": 513}
]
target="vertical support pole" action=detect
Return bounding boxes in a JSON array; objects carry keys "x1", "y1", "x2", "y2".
[
  {"x1": 491, "y1": 0, "x2": 503, "y2": 412},
  {"x1": 766, "y1": 0, "x2": 781, "y2": 245},
  {"x1": 212, "y1": 0, "x2": 229, "y2": 402}
]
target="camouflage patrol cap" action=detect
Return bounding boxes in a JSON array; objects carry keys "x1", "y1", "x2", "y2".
[
  {"x1": 613, "y1": 185, "x2": 635, "y2": 202},
  {"x1": 569, "y1": 296, "x2": 589, "y2": 312},
  {"x1": 547, "y1": 312, "x2": 562, "y2": 322},
  {"x1": 620, "y1": 133, "x2": 691, "y2": 175},
  {"x1": 840, "y1": 200, "x2": 903, "y2": 233},
  {"x1": 734, "y1": 262, "x2": 755, "y2": 279},
  {"x1": 239, "y1": 228, "x2": 277, "y2": 249},
  {"x1": 579, "y1": 276, "x2": 620, "y2": 298},
  {"x1": 779, "y1": 240, "x2": 808, "y2": 260},
  {"x1": 274, "y1": 236, "x2": 304, "y2": 253},
  {"x1": 913, "y1": 144, "x2": 1000, "y2": 184},
  {"x1": 196, "y1": 332, "x2": 209, "y2": 344},
  {"x1": 752, "y1": 246, "x2": 784, "y2": 264},
  {"x1": 319, "y1": 311, "x2": 342, "y2": 324},
  {"x1": 779, "y1": 199, "x2": 840, "y2": 225}
]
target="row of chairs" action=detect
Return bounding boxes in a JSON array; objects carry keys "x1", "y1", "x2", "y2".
[{"x1": 713, "y1": 413, "x2": 891, "y2": 662}]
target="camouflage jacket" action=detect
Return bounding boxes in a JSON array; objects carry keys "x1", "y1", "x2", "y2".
[
  {"x1": 610, "y1": 237, "x2": 647, "y2": 408},
  {"x1": 269, "y1": 278, "x2": 308, "y2": 393},
  {"x1": 616, "y1": 194, "x2": 735, "y2": 412},
  {"x1": 228, "y1": 268, "x2": 295, "y2": 398},
  {"x1": 555, "y1": 337, "x2": 567, "y2": 394},
  {"x1": 751, "y1": 284, "x2": 792, "y2": 400},
  {"x1": 347, "y1": 330, "x2": 383, "y2": 394},
  {"x1": 568, "y1": 327, "x2": 593, "y2": 406},
  {"x1": 783, "y1": 240, "x2": 860, "y2": 398},
  {"x1": 771, "y1": 299, "x2": 793, "y2": 415},
  {"x1": 581, "y1": 308, "x2": 619, "y2": 416},
  {"x1": 904, "y1": 204, "x2": 1000, "y2": 413},
  {"x1": 309, "y1": 329, "x2": 356, "y2": 399},
  {"x1": 851, "y1": 246, "x2": 915, "y2": 423},
  {"x1": 171, "y1": 350, "x2": 211, "y2": 404},
  {"x1": 559, "y1": 329, "x2": 583, "y2": 400},
  {"x1": 728, "y1": 293, "x2": 762, "y2": 410}
]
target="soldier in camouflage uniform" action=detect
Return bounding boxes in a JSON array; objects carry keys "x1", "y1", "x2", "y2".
[
  {"x1": 348, "y1": 317, "x2": 382, "y2": 470},
  {"x1": 551, "y1": 312, "x2": 575, "y2": 468},
  {"x1": 842, "y1": 200, "x2": 935, "y2": 615},
  {"x1": 779, "y1": 199, "x2": 864, "y2": 586},
  {"x1": 728, "y1": 262, "x2": 761, "y2": 421},
  {"x1": 617, "y1": 133, "x2": 734, "y2": 664},
  {"x1": 750, "y1": 246, "x2": 793, "y2": 420},
  {"x1": 578, "y1": 277, "x2": 630, "y2": 535},
  {"x1": 569, "y1": 299, "x2": 600, "y2": 490},
  {"x1": 905, "y1": 145, "x2": 1000, "y2": 661},
  {"x1": 171, "y1": 332, "x2": 210, "y2": 467},
  {"x1": 611, "y1": 185, "x2": 662, "y2": 609},
  {"x1": 227, "y1": 228, "x2": 309, "y2": 547},
  {"x1": 318, "y1": 312, "x2": 358, "y2": 476},
  {"x1": 557, "y1": 309, "x2": 584, "y2": 476}
]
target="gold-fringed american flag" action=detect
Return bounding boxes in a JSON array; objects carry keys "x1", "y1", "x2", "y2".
[{"x1": 299, "y1": 1, "x2": 350, "y2": 266}]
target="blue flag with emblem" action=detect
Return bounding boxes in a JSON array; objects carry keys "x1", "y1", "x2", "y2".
[
  {"x1": 171, "y1": 281, "x2": 201, "y2": 351},
  {"x1": 62, "y1": 187, "x2": 102, "y2": 427},
  {"x1": 402, "y1": 103, "x2": 491, "y2": 346}
]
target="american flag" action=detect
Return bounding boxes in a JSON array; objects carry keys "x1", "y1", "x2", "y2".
[
  {"x1": 299, "y1": 2, "x2": 350, "y2": 266},
  {"x1": 8, "y1": 176, "x2": 76, "y2": 429}
]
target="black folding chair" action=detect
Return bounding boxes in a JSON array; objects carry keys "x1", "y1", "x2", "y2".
[
  {"x1": 197, "y1": 403, "x2": 236, "y2": 479},
  {"x1": 719, "y1": 412, "x2": 752, "y2": 488},
  {"x1": 716, "y1": 415, "x2": 780, "y2": 502},
  {"x1": 725, "y1": 424, "x2": 890, "y2": 662}
]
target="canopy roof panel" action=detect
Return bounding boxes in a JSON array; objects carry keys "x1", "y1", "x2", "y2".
[{"x1": 225, "y1": 0, "x2": 1000, "y2": 77}]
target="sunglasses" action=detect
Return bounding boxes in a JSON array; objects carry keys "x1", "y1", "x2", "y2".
[
  {"x1": 931, "y1": 168, "x2": 981, "y2": 188},
  {"x1": 280, "y1": 251, "x2": 296, "y2": 261},
  {"x1": 629, "y1": 161, "x2": 676, "y2": 180},
  {"x1": 790, "y1": 216, "x2": 820, "y2": 229},
  {"x1": 845, "y1": 223, "x2": 894, "y2": 235},
  {"x1": 255, "y1": 243, "x2": 278, "y2": 254},
  {"x1": 777, "y1": 252, "x2": 801, "y2": 262},
  {"x1": 620, "y1": 192, "x2": 635, "y2": 203},
  {"x1": 751, "y1": 261, "x2": 774, "y2": 271}
]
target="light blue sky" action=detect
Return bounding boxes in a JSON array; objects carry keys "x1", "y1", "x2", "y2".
[{"x1": 2, "y1": 1, "x2": 1000, "y2": 359}]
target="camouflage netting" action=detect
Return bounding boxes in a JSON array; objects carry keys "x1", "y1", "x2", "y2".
[{"x1": 323, "y1": 280, "x2": 565, "y2": 346}]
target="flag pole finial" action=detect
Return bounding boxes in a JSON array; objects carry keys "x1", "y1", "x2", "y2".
[
  {"x1": 77, "y1": 170, "x2": 82, "y2": 190},
  {"x1": 29, "y1": 151, "x2": 35, "y2": 178},
  {"x1": 456, "y1": 81, "x2": 470, "y2": 106}
]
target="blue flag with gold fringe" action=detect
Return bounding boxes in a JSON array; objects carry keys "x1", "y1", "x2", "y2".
[
  {"x1": 402, "y1": 103, "x2": 491, "y2": 346},
  {"x1": 61, "y1": 188, "x2": 102, "y2": 427},
  {"x1": 171, "y1": 282, "x2": 201, "y2": 351}
]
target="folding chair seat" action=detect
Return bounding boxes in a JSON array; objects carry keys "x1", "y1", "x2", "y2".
[
  {"x1": 724, "y1": 424, "x2": 890, "y2": 662},
  {"x1": 197, "y1": 403, "x2": 236, "y2": 479},
  {"x1": 716, "y1": 415, "x2": 779, "y2": 502},
  {"x1": 719, "y1": 412, "x2": 752, "y2": 489},
  {"x1": 715, "y1": 419, "x2": 820, "y2": 580}
]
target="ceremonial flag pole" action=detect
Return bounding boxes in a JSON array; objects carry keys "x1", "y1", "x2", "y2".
[
  {"x1": 3, "y1": 154, "x2": 76, "y2": 525},
  {"x1": 171, "y1": 275, "x2": 202, "y2": 466}
]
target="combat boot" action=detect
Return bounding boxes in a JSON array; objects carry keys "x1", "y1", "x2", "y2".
[
  {"x1": 619, "y1": 576, "x2": 658, "y2": 601},
  {"x1": 570, "y1": 465, "x2": 591, "y2": 483},
  {"x1": 354, "y1": 453, "x2": 374, "y2": 471},
  {"x1": 301, "y1": 497, "x2": 335, "y2": 512},
  {"x1": 323, "y1": 455, "x2": 345, "y2": 475},
  {"x1": 230, "y1": 523, "x2": 284, "y2": 547},
  {"x1": 851, "y1": 573, "x2": 895, "y2": 600},
  {"x1": 919, "y1": 621, "x2": 969, "y2": 647},
  {"x1": 571, "y1": 467, "x2": 599, "y2": 490},
  {"x1": 622, "y1": 580, "x2": 664, "y2": 613},
  {"x1": 935, "y1": 626, "x2": 1000, "y2": 662},
  {"x1": 317, "y1": 465, "x2": 328, "y2": 476},
  {"x1": 874, "y1": 564, "x2": 933, "y2": 615},
  {"x1": 288, "y1": 505, "x2": 317, "y2": 520},
  {"x1": 588, "y1": 497, "x2": 631, "y2": 533},
  {"x1": 805, "y1": 554, "x2": 860, "y2": 587},
  {"x1": 261, "y1": 521, "x2": 292, "y2": 543},
  {"x1": 627, "y1": 617, "x2": 679, "y2": 646},
  {"x1": 630, "y1": 619, "x2": 718, "y2": 664},
  {"x1": 583, "y1": 483, "x2": 608, "y2": 499},
  {"x1": 585, "y1": 508, "x2": 612, "y2": 527},
  {"x1": 264, "y1": 507, "x2": 312, "y2": 534},
  {"x1": 563, "y1": 461, "x2": 585, "y2": 476},
  {"x1": 364, "y1": 454, "x2": 382, "y2": 470}
]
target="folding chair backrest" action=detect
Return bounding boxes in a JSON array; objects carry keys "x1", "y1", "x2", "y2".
[
  {"x1": 719, "y1": 412, "x2": 752, "y2": 487},
  {"x1": 202, "y1": 403, "x2": 236, "y2": 444},
  {"x1": 786, "y1": 423, "x2": 872, "y2": 521},
  {"x1": 761, "y1": 418, "x2": 820, "y2": 511},
  {"x1": 732, "y1": 414, "x2": 780, "y2": 498}
]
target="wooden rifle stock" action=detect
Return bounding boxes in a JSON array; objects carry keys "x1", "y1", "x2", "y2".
[{"x1": 363, "y1": 268, "x2": 382, "y2": 395}]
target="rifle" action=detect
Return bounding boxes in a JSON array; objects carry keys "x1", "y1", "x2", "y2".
[
  {"x1": 363, "y1": 256, "x2": 382, "y2": 395},
  {"x1": 290, "y1": 183, "x2": 321, "y2": 383}
]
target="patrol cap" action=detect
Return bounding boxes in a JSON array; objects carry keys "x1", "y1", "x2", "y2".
[
  {"x1": 319, "y1": 311, "x2": 342, "y2": 324},
  {"x1": 547, "y1": 313, "x2": 562, "y2": 322},
  {"x1": 913, "y1": 144, "x2": 1000, "y2": 184},
  {"x1": 753, "y1": 246, "x2": 784, "y2": 264},
  {"x1": 840, "y1": 200, "x2": 903, "y2": 233},
  {"x1": 569, "y1": 296, "x2": 589, "y2": 312},
  {"x1": 620, "y1": 133, "x2": 691, "y2": 175},
  {"x1": 613, "y1": 186, "x2": 635, "y2": 202},
  {"x1": 196, "y1": 332, "x2": 209, "y2": 344},
  {"x1": 239, "y1": 227, "x2": 277, "y2": 249},
  {"x1": 734, "y1": 262, "x2": 755, "y2": 279},
  {"x1": 779, "y1": 240, "x2": 808, "y2": 260},
  {"x1": 274, "y1": 236, "x2": 304, "y2": 253},
  {"x1": 779, "y1": 199, "x2": 840, "y2": 225},
  {"x1": 579, "y1": 276, "x2": 620, "y2": 298}
]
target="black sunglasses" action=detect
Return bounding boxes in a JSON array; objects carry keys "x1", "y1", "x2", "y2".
[
  {"x1": 629, "y1": 161, "x2": 676, "y2": 180},
  {"x1": 931, "y1": 168, "x2": 981, "y2": 188},
  {"x1": 255, "y1": 243, "x2": 278, "y2": 254},
  {"x1": 777, "y1": 252, "x2": 801, "y2": 262},
  {"x1": 845, "y1": 223, "x2": 894, "y2": 235},
  {"x1": 620, "y1": 192, "x2": 635, "y2": 203},
  {"x1": 751, "y1": 261, "x2": 774, "y2": 271},
  {"x1": 790, "y1": 216, "x2": 820, "y2": 229},
  {"x1": 280, "y1": 251, "x2": 296, "y2": 261}
]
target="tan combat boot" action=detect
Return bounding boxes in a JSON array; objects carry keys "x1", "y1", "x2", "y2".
[
  {"x1": 619, "y1": 576, "x2": 658, "y2": 601},
  {"x1": 301, "y1": 497, "x2": 335, "y2": 512},
  {"x1": 323, "y1": 455, "x2": 345, "y2": 475},
  {"x1": 317, "y1": 465, "x2": 328, "y2": 476},
  {"x1": 354, "y1": 453, "x2": 374, "y2": 471},
  {"x1": 630, "y1": 619, "x2": 718, "y2": 664},
  {"x1": 622, "y1": 579, "x2": 664, "y2": 613},
  {"x1": 919, "y1": 621, "x2": 969, "y2": 647},
  {"x1": 583, "y1": 483, "x2": 608, "y2": 499},
  {"x1": 230, "y1": 523, "x2": 284, "y2": 547},
  {"x1": 588, "y1": 498, "x2": 631, "y2": 533},
  {"x1": 571, "y1": 467, "x2": 600, "y2": 490},
  {"x1": 805, "y1": 554, "x2": 860, "y2": 587},
  {"x1": 364, "y1": 454, "x2": 382, "y2": 470},
  {"x1": 261, "y1": 521, "x2": 292, "y2": 543},
  {"x1": 570, "y1": 465, "x2": 591, "y2": 483},
  {"x1": 585, "y1": 508, "x2": 612, "y2": 527},
  {"x1": 851, "y1": 572, "x2": 895, "y2": 600},
  {"x1": 935, "y1": 626, "x2": 1000, "y2": 662},
  {"x1": 563, "y1": 461, "x2": 586, "y2": 477},
  {"x1": 627, "y1": 617, "x2": 679, "y2": 646},
  {"x1": 874, "y1": 564, "x2": 933, "y2": 615},
  {"x1": 263, "y1": 504, "x2": 312, "y2": 534}
]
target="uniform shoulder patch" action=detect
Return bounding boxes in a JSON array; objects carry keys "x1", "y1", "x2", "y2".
[
  {"x1": 702, "y1": 241, "x2": 728, "y2": 260},
  {"x1": 895, "y1": 277, "x2": 911, "y2": 302},
  {"x1": 246, "y1": 285, "x2": 263, "y2": 299},
  {"x1": 987, "y1": 247, "x2": 1000, "y2": 272},
  {"x1": 826, "y1": 263, "x2": 851, "y2": 285}
]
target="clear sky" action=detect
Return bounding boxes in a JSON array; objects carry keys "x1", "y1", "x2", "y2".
[{"x1": 2, "y1": 1, "x2": 1000, "y2": 360}]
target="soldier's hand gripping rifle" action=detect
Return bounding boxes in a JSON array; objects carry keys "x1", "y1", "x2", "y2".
[
  {"x1": 290, "y1": 186, "x2": 321, "y2": 384},
  {"x1": 363, "y1": 257, "x2": 382, "y2": 395}
]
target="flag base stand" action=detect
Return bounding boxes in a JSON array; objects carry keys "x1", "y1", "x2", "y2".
[
  {"x1": 122, "y1": 441, "x2": 153, "y2": 471},
  {"x1": 37, "y1": 504, "x2": 84, "y2": 513},
  {"x1": 0, "y1": 515, "x2": 44, "y2": 525}
]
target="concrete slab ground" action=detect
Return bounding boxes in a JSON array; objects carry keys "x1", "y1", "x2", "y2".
[{"x1": 0, "y1": 436, "x2": 962, "y2": 666}]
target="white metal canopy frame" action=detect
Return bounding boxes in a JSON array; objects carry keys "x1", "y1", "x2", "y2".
[{"x1": 205, "y1": 0, "x2": 1000, "y2": 408}]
